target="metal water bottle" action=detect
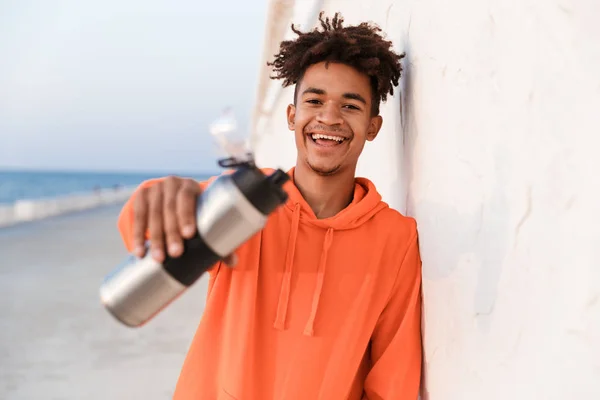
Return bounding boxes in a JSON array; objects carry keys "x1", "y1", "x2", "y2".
[{"x1": 99, "y1": 160, "x2": 290, "y2": 327}]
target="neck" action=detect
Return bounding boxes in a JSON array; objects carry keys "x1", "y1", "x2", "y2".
[{"x1": 293, "y1": 161, "x2": 356, "y2": 219}]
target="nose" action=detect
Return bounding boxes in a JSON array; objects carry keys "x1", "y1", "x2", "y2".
[{"x1": 316, "y1": 102, "x2": 343, "y2": 126}]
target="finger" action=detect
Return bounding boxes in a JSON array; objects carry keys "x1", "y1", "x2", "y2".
[
  {"x1": 163, "y1": 177, "x2": 183, "y2": 258},
  {"x1": 132, "y1": 188, "x2": 149, "y2": 258},
  {"x1": 147, "y1": 184, "x2": 165, "y2": 263},
  {"x1": 223, "y1": 253, "x2": 237, "y2": 267},
  {"x1": 177, "y1": 180, "x2": 201, "y2": 239}
]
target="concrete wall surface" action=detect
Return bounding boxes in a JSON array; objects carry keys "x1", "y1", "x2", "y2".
[{"x1": 251, "y1": 1, "x2": 600, "y2": 399}]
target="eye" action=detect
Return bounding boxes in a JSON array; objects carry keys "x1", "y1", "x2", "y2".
[
  {"x1": 343, "y1": 104, "x2": 361, "y2": 110},
  {"x1": 306, "y1": 99, "x2": 322, "y2": 105}
]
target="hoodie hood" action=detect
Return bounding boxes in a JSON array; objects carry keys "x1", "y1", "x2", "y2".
[
  {"x1": 271, "y1": 167, "x2": 389, "y2": 336},
  {"x1": 281, "y1": 167, "x2": 388, "y2": 230}
]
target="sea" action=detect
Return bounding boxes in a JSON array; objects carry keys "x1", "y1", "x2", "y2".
[{"x1": 0, "y1": 169, "x2": 214, "y2": 228}]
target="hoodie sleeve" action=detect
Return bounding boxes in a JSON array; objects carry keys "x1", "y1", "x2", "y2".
[{"x1": 362, "y1": 228, "x2": 423, "y2": 400}]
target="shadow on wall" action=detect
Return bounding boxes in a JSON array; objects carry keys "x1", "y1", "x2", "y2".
[
  {"x1": 399, "y1": 43, "x2": 512, "y2": 332},
  {"x1": 398, "y1": 41, "x2": 515, "y2": 400}
]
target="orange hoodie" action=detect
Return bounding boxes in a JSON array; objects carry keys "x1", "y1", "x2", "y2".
[{"x1": 117, "y1": 167, "x2": 422, "y2": 400}]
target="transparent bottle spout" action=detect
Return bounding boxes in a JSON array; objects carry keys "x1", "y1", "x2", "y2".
[{"x1": 209, "y1": 108, "x2": 253, "y2": 165}]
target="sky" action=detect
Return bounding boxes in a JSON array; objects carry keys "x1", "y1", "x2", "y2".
[{"x1": 0, "y1": 0, "x2": 269, "y2": 174}]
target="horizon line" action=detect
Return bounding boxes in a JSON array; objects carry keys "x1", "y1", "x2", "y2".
[{"x1": 0, "y1": 165, "x2": 220, "y2": 177}]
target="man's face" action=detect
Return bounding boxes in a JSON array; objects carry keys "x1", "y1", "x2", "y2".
[{"x1": 286, "y1": 61, "x2": 383, "y2": 176}]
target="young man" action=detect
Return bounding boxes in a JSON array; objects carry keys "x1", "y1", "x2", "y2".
[{"x1": 117, "y1": 12, "x2": 422, "y2": 400}]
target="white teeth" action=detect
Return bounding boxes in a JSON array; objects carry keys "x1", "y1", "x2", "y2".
[{"x1": 311, "y1": 134, "x2": 345, "y2": 142}]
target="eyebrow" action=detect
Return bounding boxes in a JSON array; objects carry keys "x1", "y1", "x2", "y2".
[{"x1": 302, "y1": 87, "x2": 367, "y2": 105}]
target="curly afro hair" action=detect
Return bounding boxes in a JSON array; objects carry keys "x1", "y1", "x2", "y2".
[{"x1": 267, "y1": 11, "x2": 405, "y2": 116}]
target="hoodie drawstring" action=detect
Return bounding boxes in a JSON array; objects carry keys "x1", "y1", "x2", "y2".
[
  {"x1": 274, "y1": 204, "x2": 300, "y2": 330},
  {"x1": 303, "y1": 227, "x2": 333, "y2": 336},
  {"x1": 273, "y1": 203, "x2": 334, "y2": 336}
]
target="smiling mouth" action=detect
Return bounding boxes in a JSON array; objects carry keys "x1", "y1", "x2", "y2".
[{"x1": 309, "y1": 133, "x2": 347, "y2": 146}]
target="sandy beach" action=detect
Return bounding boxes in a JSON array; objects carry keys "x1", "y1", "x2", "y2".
[{"x1": 0, "y1": 204, "x2": 209, "y2": 400}]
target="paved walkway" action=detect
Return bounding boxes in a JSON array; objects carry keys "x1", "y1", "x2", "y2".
[{"x1": 0, "y1": 205, "x2": 209, "y2": 399}]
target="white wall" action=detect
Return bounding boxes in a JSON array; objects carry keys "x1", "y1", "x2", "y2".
[{"x1": 252, "y1": 1, "x2": 600, "y2": 398}]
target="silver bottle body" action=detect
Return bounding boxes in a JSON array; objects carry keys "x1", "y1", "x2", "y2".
[
  {"x1": 100, "y1": 254, "x2": 186, "y2": 327},
  {"x1": 100, "y1": 175, "x2": 269, "y2": 327}
]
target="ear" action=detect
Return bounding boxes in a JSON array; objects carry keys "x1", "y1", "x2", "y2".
[
  {"x1": 366, "y1": 115, "x2": 383, "y2": 141},
  {"x1": 286, "y1": 104, "x2": 296, "y2": 131}
]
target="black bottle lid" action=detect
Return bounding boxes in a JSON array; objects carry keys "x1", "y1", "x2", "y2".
[{"x1": 231, "y1": 166, "x2": 289, "y2": 216}]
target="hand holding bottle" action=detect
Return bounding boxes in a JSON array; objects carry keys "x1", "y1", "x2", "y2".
[{"x1": 131, "y1": 176, "x2": 237, "y2": 266}]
